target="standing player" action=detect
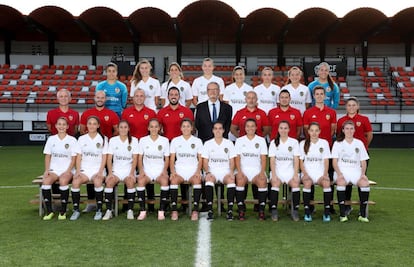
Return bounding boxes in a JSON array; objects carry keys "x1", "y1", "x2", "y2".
[
  {"x1": 308, "y1": 62, "x2": 340, "y2": 109},
  {"x1": 161, "y1": 62, "x2": 193, "y2": 108},
  {"x1": 202, "y1": 121, "x2": 237, "y2": 221},
  {"x1": 299, "y1": 122, "x2": 332, "y2": 222},
  {"x1": 41, "y1": 117, "x2": 78, "y2": 220},
  {"x1": 230, "y1": 91, "x2": 270, "y2": 138},
  {"x1": 254, "y1": 67, "x2": 280, "y2": 115},
  {"x1": 268, "y1": 121, "x2": 301, "y2": 221},
  {"x1": 281, "y1": 66, "x2": 311, "y2": 115},
  {"x1": 332, "y1": 121, "x2": 371, "y2": 223},
  {"x1": 46, "y1": 89, "x2": 79, "y2": 137},
  {"x1": 103, "y1": 120, "x2": 139, "y2": 220},
  {"x1": 130, "y1": 59, "x2": 161, "y2": 111},
  {"x1": 268, "y1": 89, "x2": 303, "y2": 140},
  {"x1": 191, "y1": 58, "x2": 225, "y2": 106},
  {"x1": 169, "y1": 119, "x2": 203, "y2": 221},
  {"x1": 234, "y1": 119, "x2": 268, "y2": 220},
  {"x1": 303, "y1": 86, "x2": 337, "y2": 214},
  {"x1": 136, "y1": 119, "x2": 170, "y2": 221},
  {"x1": 337, "y1": 97, "x2": 373, "y2": 216},
  {"x1": 70, "y1": 116, "x2": 108, "y2": 221},
  {"x1": 96, "y1": 62, "x2": 128, "y2": 118}
]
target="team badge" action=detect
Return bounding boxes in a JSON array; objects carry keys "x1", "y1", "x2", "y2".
[
  {"x1": 290, "y1": 114, "x2": 295, "y2": 120},
  {"x1": 326, "y1": 87, "x2": 331, "y2": 92},
  {"x1": 319, "y1": 147, "x2": 324, "y2": 153},
  {"x1": 356, "y1": 121, "x2": 361, "y2": 127},
  {"x1": 65, "y1": 144, "x2": 69, "y2": 149},
  {"x1": 312, "y1": 115, "x2": 317, "y2": 118},
  {"x1": 272, "y1": 91, "x2": 275, "y2": 96},
  {"x1": 146, "y1": 146, "x2": 149, "y2": 149},
  {"x1": 256, "y1": 114, "x2": 261, "y2": 120},
  {"x1": 179, "y1": 112, "x2": 184, "y2": 118},
  {"x1": 68, "y1": 115, "x2": 73, "y2": 121},
  {"x1": 158, "y1": 145, "x2": 162, "y2": 151},
  {"x1": 128, "y1": 145, "x2": 132, "y2": 151},
  {"x1": 224, "y1": 147, "x2": 228, "y2": 153},
  {"x1": 96, "y1": 143, "x2": 101, "y2": 148},
  {"x1": 275, "y1": 115, "x2": 280, "y2": 118},
  {"x1": 115, "y1": 87, "x2": 120, "y2": 93},
  {"x1": 180, "y1": 87, "x2": 184, "y2": 92},
  {"x1": 255, "y1": 143, "x2": 259, "y2": 148},
  {"x1": 300, "y1": 92, "x2": 304, "y2": 96},
  {"x1": 355, "y1": 148, "x2": 359, "y2": 153},
  {"x1": 288, "y1": 146, "x2": 292, "y2": 152},
  {"x1": 104, "y1": 116, "x2": 109, "y2": 121},
  {"x1": 144, "y1": 114, "x2": 149, "y2": 120},
  {"x1": 150, "y1": 85, "x2": 153, "y2": 90},
  {"x1": 326, "y1": 114, "x2": 330, "y2": 120},
  {"x1": 129, "y1": 114, "x2": 134, "y2": 118},
  {"x1": 191, "y1": 143, "x2": 195, "y2": 149}
]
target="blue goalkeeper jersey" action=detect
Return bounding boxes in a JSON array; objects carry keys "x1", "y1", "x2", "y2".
[{"x1": 96, "y1": 80, "x2": 128, "y2": 118}]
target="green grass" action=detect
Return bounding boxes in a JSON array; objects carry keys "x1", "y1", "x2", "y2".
[{"x1": 0, "y1": 147, "x2": 413, "y2": 266}]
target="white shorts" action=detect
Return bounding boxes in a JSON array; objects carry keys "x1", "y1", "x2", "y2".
[
  {"x1": 176, "y1": 166, "x2": 197, "y2": 181},
  {"x1": 241, "y1": 167, "x2": 261, "y2": 181},
  {"x1": 144, "y1": 168, "x2": 163, "y2": 182},
  {"x1": 272, "y1": 170, "x2": 294, "y2": 184},
  {"x1": 49, "y1": 168, "x2": 75, "y2": 177},
  {"x1": 210, "y1": 169, "x2": 230, "y2": 183},
  {"x1": 80, "y1": 168, "x2": 106, "y2": 181},
  {"x1": 112, "y1": 170, "x2": 135, "y2": 181},
  {"x1": 301, "y1": 169, "x2": 323, "y2": 184},
  {"x1": 334, "y1": 168, "x2": 362, "y2": 185}
]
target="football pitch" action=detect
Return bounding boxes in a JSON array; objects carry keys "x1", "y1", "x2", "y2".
[{"x1": 0, "y1": 146, "x2": 413, "y2": 266}]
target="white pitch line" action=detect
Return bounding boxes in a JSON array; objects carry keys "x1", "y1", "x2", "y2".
[
  {"x1": 373, "y1": 187, "x2": 414, "y2": 191},
  {"x1": 0, "y1": 185, "x2": 37, "y2": 189},
  {"x1": 194, "y1": 213, "x2": 211, "y2": 267}
]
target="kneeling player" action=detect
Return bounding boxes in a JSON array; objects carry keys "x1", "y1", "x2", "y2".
[
  {"x1": 268, "y1": 121, "x2": 301, "y2": 221},
  {"x1": 299, "y1": 122, "x2": 332, "y2": 222},
  {"x1": 332, "y1": 120, "x2": 371, "y2": 223},
  {"x1": 235, "y1": 119, "x2": 268, "y2": 220}
]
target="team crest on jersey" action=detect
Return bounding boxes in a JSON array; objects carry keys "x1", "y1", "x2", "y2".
[
  {"x1": 65, "y1": 144, "x2": 69, "y2": 149},
  {"x1": 150, "y1": 85, "x2": 153, "y2": 90},
  {"x1": 180, "y1": 87, "x2": 184, "y2": 92},
  {"x1": 255, "y1": 143, "x2": 259, "y2": 148},
  {"x1": 300, "y1": 92, "x2": 304, "y2": 96},
  {"x1": 312, "y1": 115, "x2": 317, "y2": 118},
  {"x1": 256, "y1": 114, "x2": 261, "y2": 120},
  {"x1": 356, "y1": 121, "x2": 361, "y2": 127},
  {"x1": 179, "y1": 112, "x2": 184, "y2": 118},
  {"x1": 96, "y1": 143, "x2": 101, "y2": 148},
  {"x1": 104, "y1": 116, "x2": 109, "y2": 121},
  {"x1": 288, "y1": 146, "x2": 292, "y2": 152},
  {"x1": 272, "y1": 91, "x2": 275, "y2": 96},
  {"x1": 191, "y1": 143, "x2": 195, "y2": 149},
  {"x1": 115, "y1": 87, "x2": 120, "y2": 93},
  {"x1": 355, "y1": 147, "x2": 359, "y2": 153},
  {"x1": 144, "y1": 114, "x2": 149, "y2": 120},
  {"x1": 290, "y1": 114, "x2": 295, "y2": 120},
  {"x1": 129, "y1": 114, "x2": 134, "y2": 118},
  {"x1": 319, "y1": 147, "x2": 324, "y2": 153},
  {"x1": 275, "y1": 115, "x2": 280, "y2": 118},
  {"x1": 326, "y1": 87, "x2": 331, "y2": 92},
  {"x1": 158, "y1": 145, "x2": 162, "y2": 151},
  {"x1": 224, "y1": 147, "x2": 228, "y2": 153},
  {"x1": 326, "y1": 114, "x2": 330, "y2": 120},
  {"x1": 68, "y1": 115, "x2": 73, "y2": 121},
  {"x1": 128, "y1": 145, "x2": 132, "y2": 151}
]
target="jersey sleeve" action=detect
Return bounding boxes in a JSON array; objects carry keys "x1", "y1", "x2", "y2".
[
  {"x1": 358, "y1": 140, "x2": 370, "y2": 161},
  {"x1": 293, "y1": 139, "x2": 300, "y2": 156},
  {"x1": 121, "y1": 83, "x2": 128, "y2": 109},
  {"x1": 305, "y1": 86, "x2": 312, "y2": 104},
  {"x1": 170, "y1": 138, "x2": 177, "y2": 154},
  {"x1": 107, "y1": 138, "x2": 115, "y2": 155},
  {"x1": 228, "y1": 141, "x2": 237, "y2": 159},
  {"x1": 332, "y1": 83, "x2": 340, "y2": 109},
  {"x1": 201, "y1": 143, "x2": 209, "y2": 159},
  {"x1": 268, "y1": 141, "x2": 276, "y2": 157},
  {"x1": 163, "y1": 138, "x2": 170, "y2": 157},
  {"x1": 131, "y1": 137, "x2": 140, "y2": 154},
  {"x1": 331, "y1": 141, "x2": 340, "y2": 159},
  {"x1": 184, "y1": 82, "x2": 193, "y2": 100},
  {"x1": 191, "y1": 78, "x2": 200, "y2": 97},
  {"x1": 70, "y1": 137, "x2": 80, "y2": 156},
  {"x1": 322, "y1": 139, "x2": 331, "y2": 159},
  {"x1": 136, "y1": 138, "x2": 144, "y2": 155},
  {"x1": 43, "y1": 136, "x2": 53, "y2": 155},
  {"x1": 259, "y1": 138, "x2": 268, "y2": 155},
  {"x1": 299, "y1": 140, "x2": 305, "y2": 160},
  {"x1": 154, "y1": 80, "x2": 161, "y2": 97}
]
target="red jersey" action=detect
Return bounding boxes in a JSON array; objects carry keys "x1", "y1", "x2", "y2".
[
  {"x1": 268, "y1": 106, "x2": 303, "y2": 140},
  {"x1": 122, "y1": 106, "x2": 157, "y2": 139},
  {"x1": 157, "y1": 105, "x2": 194, "y2": 141},
  {"x1": 337, "y1": 114, "x2": 372, "y2": 150},
  {"x1": 80, "y1": 107, "x2": 119, "y2": 138},
  {"x1": 232, "y1": 107, "x2": 269, "y2": 137},
  {"x1": 303, "y1": 105, "x2": 336, "y2": 147},
  {"x1": 46, "y1": 107, "x2": 79, "y2": 136}
]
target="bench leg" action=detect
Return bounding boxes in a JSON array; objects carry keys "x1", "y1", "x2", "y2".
[
  {"x1": 39, "y1": 185, "x2": 43, "y2": 217},
  {"x1": 188, "y1": 184, "x2": 192, "y2": 216},
  {"x1": 114, "y1": 185, "x2": 118, "y2": 217},
  {"x1": 217, "y1": 183, "x2": 222, "y2": 216}
]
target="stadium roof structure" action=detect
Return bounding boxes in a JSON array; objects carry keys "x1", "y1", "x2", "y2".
[{"x1": 0, "y1": 0, "x2": 414, "y2": 44}]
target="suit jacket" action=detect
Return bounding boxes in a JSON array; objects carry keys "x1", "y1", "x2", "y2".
[{"x1": 195, "y1": 100, "x2": 233, "y2": 143}]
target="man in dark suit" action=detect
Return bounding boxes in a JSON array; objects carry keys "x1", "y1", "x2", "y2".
[
  {"x1": 195, "y1": 81, "x2": 233, "y2": 212},
  {"x1": 195, "y1": 81, "x2": 233, "y2": 142}
]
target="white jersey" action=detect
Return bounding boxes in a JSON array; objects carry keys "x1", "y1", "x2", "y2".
[
  {"x1": 331, "y1": 138, "x2": 369, "y2": 183},
  {"x1": 77, "y1": 133, "x2": 108, "y2": 172},
  {"x1": 222, "y1": 82, "x2": 252, "y2": 118},
  {"x1": 161, "y1": 79, "x2": 193, "y2": 107},
  {"x1": 138, "y1": 135, "x2": 170, "y2": 176},
  {"x1": 130, "y1": 77, "x2": 161, "y2": 111},
  {"x1": 254, "y1": 83, "x2": 280, "y2": 114},
  {"x1": 282, "y1": 83, "x2": 311, "y2": 115},
  {"x1": 43, "y1": 134, "x2": 79, "y2": 173},
  {"x1": 202, "y1": 138, "x2": 236, "y2": 180},
  {"x1": 299, "y1": 138, "x2": 331, "y2": 181},
  {"x1": 107, "y1": 136, "x2": 139, "y2": 174},
  {"x1": 268, "y1": 137, "x2": 300, "y2": 182},
  {"x1": 170, "y1": 135, "x2": 203, "y2": 179},
  {"x1": 235, "y1": 135, "x2": 268, "y2": 179},
  {"x1": 192, "y1": 75, "x2": 225, "y2": 104}
]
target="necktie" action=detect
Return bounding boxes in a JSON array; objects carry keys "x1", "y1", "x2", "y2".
[{"x1": 212, "y1": 103, "x2": 217, "y2": 122}]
